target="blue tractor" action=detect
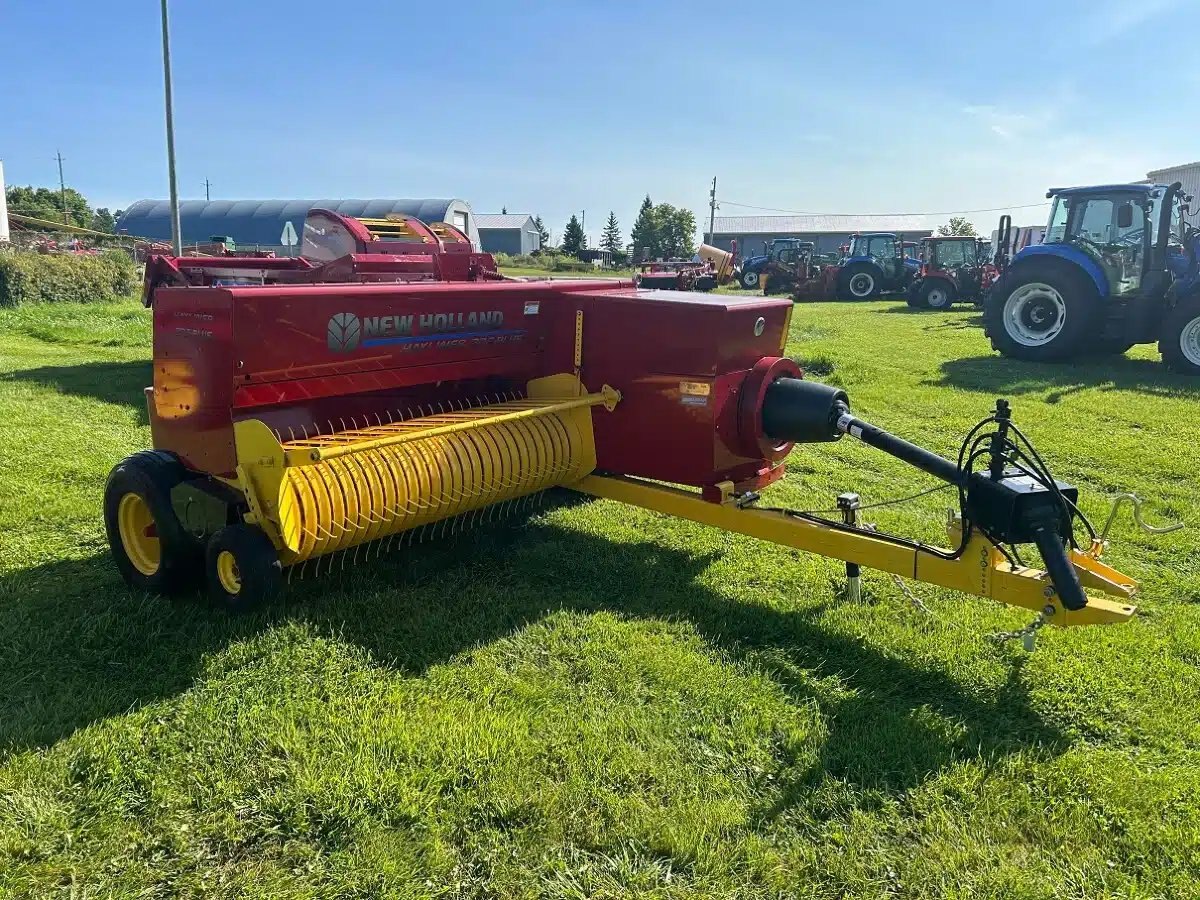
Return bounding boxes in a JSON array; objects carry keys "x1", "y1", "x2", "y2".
[
  {"x1": 983, "y1": 182, "x2": 1200, "y2": 373},
  {"x1": 835, "y1": 233, "x2": 921, "y2": 300},
  {"x1": 736, "y1": 238, "x2": 814, "y2": 289}
]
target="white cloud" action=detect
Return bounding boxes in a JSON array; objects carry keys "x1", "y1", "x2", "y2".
[{"x1": 961, "y1": 105, "x2": 1053, "y2": 141}]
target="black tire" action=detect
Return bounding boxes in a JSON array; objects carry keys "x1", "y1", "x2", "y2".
[
  {"x1": 739, "y1": 269, "x2": 760, "y2": 289},
  {"x1": 104, "y1": 450, "x2": 202, "y2": 594},
  {"x1": 205, "y1": 524, "x2": 282, "y2": 614},
  {"x1": 983, "y1": 258, "x2": 1099, "y2": 361},
  {"x1": 1160, "y1": 296, "x2": 1200, "y2": 375},
  {"x1": 917, "y1": 279, "x2": 956, "y2": 310},
  {"x1": 838, "y1": 263, "x2": 880, "y2": 300}
]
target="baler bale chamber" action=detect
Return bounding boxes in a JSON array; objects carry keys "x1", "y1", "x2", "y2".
[{"x1": 106, "y1": 251, "x2": 1143, "y2": 629}]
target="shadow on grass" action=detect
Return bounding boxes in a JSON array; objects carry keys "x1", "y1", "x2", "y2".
[
  {"x1": 0, "y1": 493, "x2": 1062, "y2": 804},
  {"x1": 878, "y1": 302, "x2": 984, "y2": 325},
  {"x1": 6, "y1": 361, "x2": 150, "y2": 423},
  {"x1": 931, "y1": 354, "x2": 1200, "y2": 402}
]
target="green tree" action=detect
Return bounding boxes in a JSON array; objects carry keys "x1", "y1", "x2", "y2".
[
  {"x1": 91, "y1": 208, "x2": 117, "y2": 233},
  {"x1": 600, "y1": 211, "x2": 622, "y2": 256},
  {"x1": 561, "y1": 214, "x2": 586, "y2": 257},
  {"x1": 6, "y1": 185, "x2": 93, "y2": 228},
  {"x1": 657, "y1": 204, "x2": 697, "y2": 258},
  {"x1": 938, "y1": 216, "x2": 978, "y2": 237},
  {"x1": 629, "y1": 195, "x2": 659, "y2": 261},
  {"x1": 532, "y1": 215, "x2": 550, "y2": 253}
]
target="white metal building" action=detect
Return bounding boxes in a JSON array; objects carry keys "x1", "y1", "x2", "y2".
[{"x1": 1146, "y1": 161, "x2": 1200, "y2": 227}]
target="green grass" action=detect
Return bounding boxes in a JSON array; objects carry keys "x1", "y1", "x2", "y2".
[{"x1": 2, "y1": 298, "x2": 1200, "y2": 897}]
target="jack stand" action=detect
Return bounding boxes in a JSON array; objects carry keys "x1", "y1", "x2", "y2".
[{"x1": 838, "y1": 492, "x2": 862, "y2": 602}]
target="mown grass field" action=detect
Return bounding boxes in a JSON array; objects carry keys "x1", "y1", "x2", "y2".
[{"x1": 1, "y1": 296, "x2": 1199, "y2": 898}]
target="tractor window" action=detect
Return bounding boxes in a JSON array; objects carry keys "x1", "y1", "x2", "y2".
[
  {"x1": 1076, "y1": 199, "x2": 1115, "y2": 243},
  {"x1": 1061, "y1": 194, "x2": 1153, "y2": 295},
  {"x1": 933, "y1": 241, "x2": 972, "y2": 267},
  {"x1": 1046, "y1": 197, "x2": 1070, "y2": 243},
  {"x1": 865, "y1": 236, "x2": 896, "y2": 258}
]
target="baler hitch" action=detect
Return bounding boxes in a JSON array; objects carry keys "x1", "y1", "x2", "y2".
[{"x1": 579, "y1": 383, "x2": 1143, "y2": 628}]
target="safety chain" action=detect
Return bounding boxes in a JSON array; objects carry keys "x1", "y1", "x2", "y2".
[
  {"x1": 865, "y1": 517, "x2": 1051, "y2": 652},
  {"x1": 888, "y1": 572, "x2": 936, "y2": 617},
  {"x1": 986, "y1": 605, "x2": 1055, "y2": 652},
  {"x1": 860, "y1": 521, "x2": 937, "y2": 618}
]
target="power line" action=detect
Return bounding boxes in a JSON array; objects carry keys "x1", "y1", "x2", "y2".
[{"x1": 716, "y1": 199, "x2": 1051, "y2": 217}]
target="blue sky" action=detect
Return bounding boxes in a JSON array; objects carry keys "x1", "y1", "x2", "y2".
[{"x1": 1, "y1": 0, "x2": 1195, "y2": 243}]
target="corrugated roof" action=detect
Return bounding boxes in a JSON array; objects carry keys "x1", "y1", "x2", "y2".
[
  {"x1": 711, "y1": 214, "x2": 929, "y2": 234},
  {"x1": 116, "y1": 198, "x2": 477, "y2": 247},
  {"x1": 1146, "y1": 161, "x2": 1200, "y2": 176},
  {"x1": 476, "y1": 214, "x2": 535, "y2": 229}
]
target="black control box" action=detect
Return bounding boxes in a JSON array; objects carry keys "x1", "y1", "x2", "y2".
[{"x1": 965, "y1": 471, "x2": 1077, "y2": 544}]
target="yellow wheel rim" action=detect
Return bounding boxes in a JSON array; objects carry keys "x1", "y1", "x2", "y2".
[
  {"x1": 117, "y1": 493, "x2": 161, "y2": 576},
  {"x1": 216, "y1": 550, "x2": 242, "y2": 595}
]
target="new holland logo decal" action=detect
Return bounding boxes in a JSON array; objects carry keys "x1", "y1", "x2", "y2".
[
  {"x1": 325, "y1": 310, "x2": 525, "y2": 353},
  {"x1": 327, "y1": 312, "x2": 362, "y2": 353}
]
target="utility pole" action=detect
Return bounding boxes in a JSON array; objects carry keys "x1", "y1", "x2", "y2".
[
  {"x1": 708, "y1": 176, "x2": 718, "y2": 246},
  {"x1": 204, "y1": 177, "x2": 211, "y2": 201},
  {"x1": 159, "y1": 0, "x2": 183, "y2": 255},
  {"x1": 56, "y1": 151, "x2": 69, "y2": 225}
]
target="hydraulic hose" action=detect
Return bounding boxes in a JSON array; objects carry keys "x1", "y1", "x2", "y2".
[{"x1": 759, "y1": 375, "x2": 1088, "y2": 611}]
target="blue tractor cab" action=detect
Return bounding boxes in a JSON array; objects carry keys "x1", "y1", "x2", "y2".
[
  {"x1": 836, "y1": 233, "x2": 920, "y2": 300},
  {"x1": 983, "y1": 182, "x2": 1200, "y2": 372}
]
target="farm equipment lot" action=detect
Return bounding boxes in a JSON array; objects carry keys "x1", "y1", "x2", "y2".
[{"x1": 2, "y1": 300, "x2": 1199, "y2": 896}]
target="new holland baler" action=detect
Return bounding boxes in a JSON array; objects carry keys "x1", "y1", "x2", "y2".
[{"x1": 106, "y1": 243, "x2": 1141, "y2": 631}]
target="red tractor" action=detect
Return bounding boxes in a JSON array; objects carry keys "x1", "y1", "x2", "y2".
[{"x1": 907, "y1": 236, "x2": 1003, "y2": 309}]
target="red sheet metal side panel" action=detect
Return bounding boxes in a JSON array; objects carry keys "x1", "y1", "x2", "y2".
[
  {"x1": 145, "y1": 278, "x2": 635, "y2": 475},
  {"x1": 224, "y1": 280, "x2": 631, "y2": 406},
  {"x1": 574, "y1": 288, "x2": 794, "y2": 487},
  {"x1": 149, "y1": 286, "x2": 239, "y2": 475}
]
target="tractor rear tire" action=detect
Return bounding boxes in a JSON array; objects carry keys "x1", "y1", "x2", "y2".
[
  {"x1": 104, "y1": 450, "x2": 203, "y2": 595},
  {"x1": 984, "y1": 259, "x2": 1098, "y2": 362},
  {"x1": 205, "y1": 524, "x2": 282, "y2": 614},
  {"x1": 838, "y1": 264, "x2": 880, "y2": 301},
  {"x1": 739, "y1": 270, "x2": 760, "y2": 289},
  {"x1": 1160, "y1": 297, "x2": 1200, "y2": 375},
  {"x1": 917, "y1": 280, "x2": 956, "y2": 311}
]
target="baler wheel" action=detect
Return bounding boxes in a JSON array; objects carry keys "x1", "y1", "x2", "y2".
[
  {"x1": 205, "y1": 524, "x2": 282, "y2": 613},
  {"x1": 104, "y1": 451, "x2": 201, "y2": 594}
]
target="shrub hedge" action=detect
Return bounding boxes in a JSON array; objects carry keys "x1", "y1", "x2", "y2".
[
  {"x1": 0, "y1": 250, "x2": 140, "y2": 307},
  {"x1": 494, "y1": 252, "x2": 594, "y2": 272}
]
